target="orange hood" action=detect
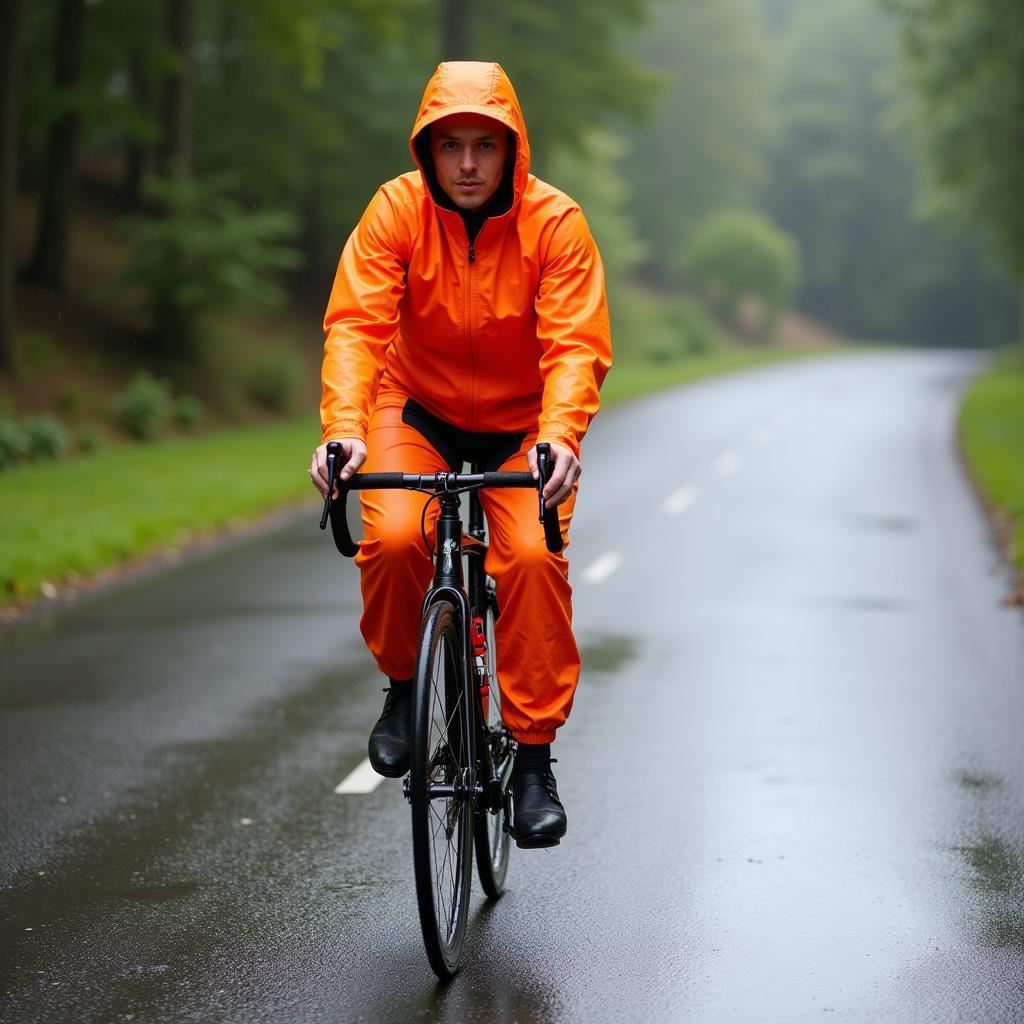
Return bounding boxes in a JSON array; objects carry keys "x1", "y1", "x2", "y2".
[{"x1": 409, "y1": 62, "x2": 530, "y2": 214}]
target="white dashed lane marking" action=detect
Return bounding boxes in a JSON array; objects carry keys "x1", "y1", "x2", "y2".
[
  {"x1": 715, "y1": 451, "x2": 741, "y2": 477},
  {"x1": 334, "y1": 758, "x2": 384, "y2": 795},
  {"x1": 662, "y1": 485, "x2": 698, "y2": 516},
  {"x1": 579, "y1": 551, "x2": 625, "y2": 585}
]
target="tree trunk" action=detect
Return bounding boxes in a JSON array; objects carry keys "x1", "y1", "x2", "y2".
[
  {"x1": 443, "y1": 0, "x2": 471, "y2": 60},
  {"x1": 159, "y1": 0, "x2": 194, "y2": 175},
  {"x1": 122, "y1": 52, "x2": 150, "y2": 203},
  {"x1": 22, "y1": 0, "x2": 86, "y2": 289},
  {"x1": 0, "y1": 0, "x2": 24, "y2": 370}
]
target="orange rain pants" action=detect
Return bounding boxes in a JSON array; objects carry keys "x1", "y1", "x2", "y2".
[{"x1": 354, "y1": 403, "x2": 578, "y2": 744}]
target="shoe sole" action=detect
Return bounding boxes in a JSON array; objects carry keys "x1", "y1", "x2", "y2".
[
  {"x1": 513, "y1": 829, "x2": 567, "y2": 850},
  {"x1": 368, "y1": 758, "x2": 409, "y2": 779}
]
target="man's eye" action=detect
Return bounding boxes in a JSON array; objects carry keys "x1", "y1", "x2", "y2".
[{"x1": 480, "y1": 141, "x2": 493, "y2": 150}]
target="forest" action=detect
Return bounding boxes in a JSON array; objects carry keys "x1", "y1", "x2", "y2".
[{"x1": 1, "y1": 0, "x2": 1022, "y2": 457}]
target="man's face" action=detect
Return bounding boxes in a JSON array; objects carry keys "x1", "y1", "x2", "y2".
[{"x1": 429, "y1": 113, "x2": 510, "y2": 212}]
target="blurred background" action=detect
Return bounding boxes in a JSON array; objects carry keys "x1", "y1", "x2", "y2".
[{"x1": 1, "y1": 0, "x2": 1022, "y2": 600}]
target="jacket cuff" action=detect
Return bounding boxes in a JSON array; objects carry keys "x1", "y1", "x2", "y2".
[
  {"x1": 321, "y1": 419, "x2": 367, "y2": 445},
  {"x1": 536, "y1": 422, "x2": 581, "y2": 459}
]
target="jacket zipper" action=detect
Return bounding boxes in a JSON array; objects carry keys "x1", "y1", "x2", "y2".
[{"x1": 465, "y1": 235, "x2": 476, "y2": 427}]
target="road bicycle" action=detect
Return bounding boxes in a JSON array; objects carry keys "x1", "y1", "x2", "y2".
[{"x1": 318, "y1": 441, "x2": 562, "y2": 979}]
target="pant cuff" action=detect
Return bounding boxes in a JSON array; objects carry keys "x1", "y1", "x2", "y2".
[{"x1": 509, "y1": 728, "x2": 557, "y2": 745}]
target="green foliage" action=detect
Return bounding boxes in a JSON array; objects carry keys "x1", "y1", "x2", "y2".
[
  {"x1": 663, "y1": 297, "x2": 719, "y2": 357},
  {"x1": 23, "y1": 416, "x2": 69, "y2": 461},
  {"x1": 118, "y1": 172, "x2": 301, "y2": 357},
  {"x1": 546, "y1": 129, "x2": 647, "y2": 295},
  {"x1": 117, "y1": 372, "x2": 172, "y2": 440},
  {"x1": 682, "y1": 210, "x2": 800, "y2": 333},
  {"x1": 885, "y1": 0, "x2": 1024, "y2": 294},
  {"x1": 173, "y1": 394, "x2": 206, "y2": 429},
  {"x1": 626, "y1": 0, "x2": 774, "y2": 287},
  {"x1": 0, "y1": 421, "x2": 29, "y2": 471},
  {"x1": 472, "y1": 0, "x2": 656, "y2": 170},
  {"x1": 246, "y1": 352, "x2": 302, "y2": 413},
  {"x1": 759, "y1": 0, "x2": 1017, "y2": 345}
]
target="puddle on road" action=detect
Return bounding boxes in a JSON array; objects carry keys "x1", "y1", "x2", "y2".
[
  {"x1": 804, "y1": 595, "x2": 913, "y2": 613},
  {"x1": 953, "y1": 834, "x2": 1024, "y2": 951},
  {"x1": 950, "y1": 766, "x2": 1024, "y2": 954},
  {"x1": 579, "y1": 634, "x2": 639, "y2": 674},
  {"x1": 853, "y1": 513, "x2": 920, "y2": 533}
]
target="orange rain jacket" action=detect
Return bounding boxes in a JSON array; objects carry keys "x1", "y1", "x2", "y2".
[{"x1": 320, "y1": 61, "x2": 612, "y2": 458}]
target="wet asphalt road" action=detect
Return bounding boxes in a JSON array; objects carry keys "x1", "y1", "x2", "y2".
[{"x1": 2, "y1": 349, "x2": 1023, "y2": 1023}]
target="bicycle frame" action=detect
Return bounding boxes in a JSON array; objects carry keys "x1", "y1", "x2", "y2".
[{"x1": 410, "y1": 483, "x2": 508, "y2": 814}]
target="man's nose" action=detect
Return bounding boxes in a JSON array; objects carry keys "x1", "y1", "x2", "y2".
[{"x1": 459, "y1": 148, "x2": 477, "y2": 173}]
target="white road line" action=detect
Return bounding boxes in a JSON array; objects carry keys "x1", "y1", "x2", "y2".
[
  {"x1": 662, "y1": 485, "x2": 698, "y2": 516},
  {"x1": 580, "y1": 551, "x2": 625, "y2": 585},
  {"x1": 716, "y1": 451, "x2": 741, "y2": 477},
  {"x1": 334, "y1": 758, "x2": 384, "y2": 795}
]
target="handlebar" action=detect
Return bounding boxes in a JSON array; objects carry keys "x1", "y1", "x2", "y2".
[{"x1": 318, "y1": 441, "x2": 564, "y2": 557}]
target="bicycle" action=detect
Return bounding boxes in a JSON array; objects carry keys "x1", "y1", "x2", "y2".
[{"x1": 318, "y1": 441, "x2": 563, "y2": 979}]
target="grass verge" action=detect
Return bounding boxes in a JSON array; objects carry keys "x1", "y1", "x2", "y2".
[
  {"x1": 2, "y1": 417, "x2": 319, "y2": 601},
  {"x1": 2, "y1": 345, "x2": 838, "y2": 608},
  {"x1": 959, "y1": 346, "x2": 1024, "y2": 592}
]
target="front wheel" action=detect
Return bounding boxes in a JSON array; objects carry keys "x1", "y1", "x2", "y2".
[
  {"x1": 474, "y1": 587, "x2": 512, "y2": 898},
  {"x1": 410, "y1": 599, "x2": 474, "y2": 980}
]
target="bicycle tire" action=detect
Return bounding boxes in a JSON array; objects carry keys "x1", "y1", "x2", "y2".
[
  {"x1": 410, "y1": 599, "x2": 474, "y2": 980},
  {"x1": 474, "y1": 588, "x2": 512, "y2": 898}
]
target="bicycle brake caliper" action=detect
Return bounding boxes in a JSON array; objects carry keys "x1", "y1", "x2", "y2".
[{"x1": 472, "y1": 615, "x2": 489, "y2": 720}]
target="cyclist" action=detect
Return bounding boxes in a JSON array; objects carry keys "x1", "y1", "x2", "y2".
[{"x1": 310, "y1": 61, "x2": 611, "y2": 848}]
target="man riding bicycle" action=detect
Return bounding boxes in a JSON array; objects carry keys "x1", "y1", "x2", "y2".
[{"x1": 310, "y1": 61, "x2": 611, "y2": 849}]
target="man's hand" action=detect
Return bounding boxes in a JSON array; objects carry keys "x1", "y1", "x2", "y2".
[
  {"x1": 527, "y1": 441, "x2": 579, "y2": 507},
  {"x1": 310, "y1": 438, "x2": 367, "y2": 498}
]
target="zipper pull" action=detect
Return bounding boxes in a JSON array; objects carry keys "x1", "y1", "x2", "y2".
[{"x1": 468, "y1": 243, "x2": 475, "y2": 264}]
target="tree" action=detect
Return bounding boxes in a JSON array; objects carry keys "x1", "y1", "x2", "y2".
[
  {"x1": 682, "y1": 209, "x2": 800, "y2": 336},
  {"x1": 885, "y1": 0, "x2": 1024, "y2": 346},
  {"x1": 0, "y1": 0, "x2": 23, "y2": 369},
  {"x1": 22, "y1": 0, "x2": 86, "y2": 289},
  {"x1": 158, "y1": 0, "x2": 194, "y2": 174},
  {"x1": 624, "y1": 0, "x2": 774, "y2": 288},
  {"x1": 763, "y1": 0, "x2": 1016, "y2": 344}
]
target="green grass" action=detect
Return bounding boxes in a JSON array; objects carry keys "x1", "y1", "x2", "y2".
[
  {"x1": 2, "y1": 417, "x2": 320, "y2": 598},
  {"x1": 2, "y1": 344, "x2": 841, "y2": 603},
  {"x1": 960, "y1": 346, "x2": 1024, "y2": 571}
]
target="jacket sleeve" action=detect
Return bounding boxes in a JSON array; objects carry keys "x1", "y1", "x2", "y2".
[
  {"x1": 534, "y1": 206, "x2": 613, "y2": 458},
  {"x1": 320, "y1": 187, "x2": 408, "y2": 443}
]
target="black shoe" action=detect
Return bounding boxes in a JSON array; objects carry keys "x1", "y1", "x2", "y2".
[
  {"x1": 511, "y1": 759, "x2": 567, "y2": 848},
  {"x1": 368, "y1": 685, "x2": 412, "y2": 778}
]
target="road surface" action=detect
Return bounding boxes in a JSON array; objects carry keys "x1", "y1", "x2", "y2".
[{"x1": 2, "y1": 350, "x2": 1022, "y2": 1023}]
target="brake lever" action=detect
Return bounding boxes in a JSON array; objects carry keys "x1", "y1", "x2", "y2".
[
  {"x1": 536, "y1": 442, "x2": 551, "y2": 521},
  {"x1": 319, "y1": 441, "x2": 341, "y2": 529}
]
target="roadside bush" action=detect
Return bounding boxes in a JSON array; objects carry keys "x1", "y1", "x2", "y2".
[
  {"x1": 681, "y1": 209, "x2": 801, "y2": 337},
  {"x1": 23, "y1": 416, "x2": 69, "y2": 461},
  {"x1": 0, "y1": 420, "x2": 29, "y2": 470},
  {"x1": 246, "y1": 352, "x2": 301, "y2": 412},
  {"x1": 174, "y1": 394, "x2": 206, "y2": 429},
  {"x1": 664, "y1": 297, "x2": 718, "y2": 356},
  {"x1": 117, "y1": 372, "x2": 172, "y2": 440}
]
